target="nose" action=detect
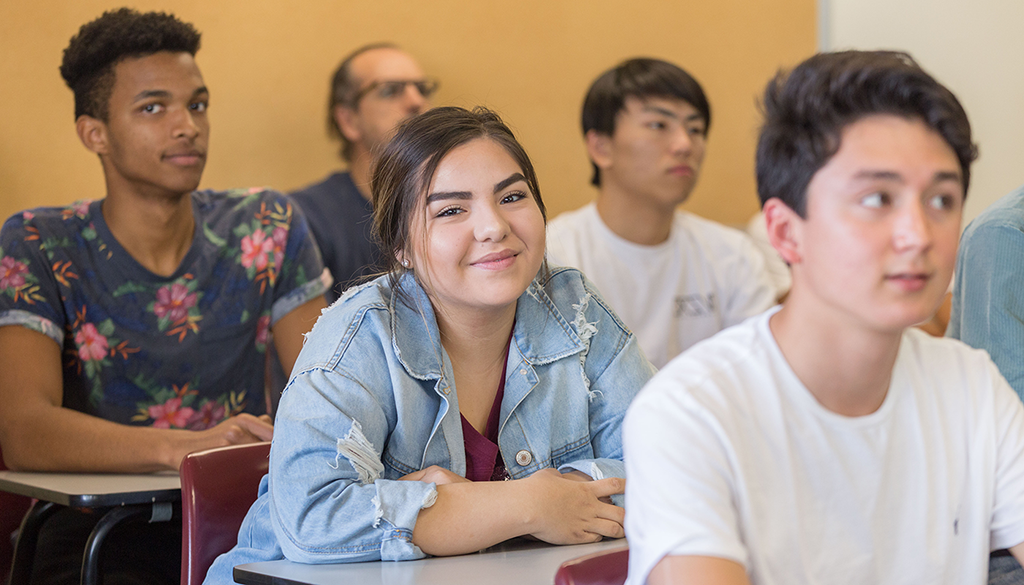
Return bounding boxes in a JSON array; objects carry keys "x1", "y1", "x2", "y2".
[
  {"x1": 172, "y1": 108, "x2": 200, "y2": 140},
  {"x1": 474, "y1": 200, "x2": 511, "y2": 243},
  {"x1": 404, "y1": 84, "x2": 428, "y2": 114},
  {"x1": 670, "y1": 126, "x2": 694, "y2": 155},
  {"x1": 893, "y1": 200, "x2": 933, "y2": 252}
]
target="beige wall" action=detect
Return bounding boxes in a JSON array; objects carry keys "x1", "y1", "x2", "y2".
[
  {"x1": 822, "y1": 0, "x2": 1024, "y2": 227},
  {"x1": 0, "y1": 1, "x2": 815, "y2": 226}
]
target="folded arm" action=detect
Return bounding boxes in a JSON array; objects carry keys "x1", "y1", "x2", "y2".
[{"x1": 0, "y1": 325, "x2": 272, "y2": 472}]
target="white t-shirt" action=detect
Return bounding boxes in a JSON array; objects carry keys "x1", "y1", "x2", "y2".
[
  {"x1": 546, "y1": 203, "x2": 778, "y2": 368},
  {"x1": 624, "y1": 308, "x2": 1024, "y2": 585}
]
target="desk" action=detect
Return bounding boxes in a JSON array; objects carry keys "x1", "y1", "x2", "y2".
[
  {"x1": 233, "y1": 538, "x2": 626, "y2": 585},
  {"x1": 0, "y1": 471, "x2": 181, "y2": 585}
]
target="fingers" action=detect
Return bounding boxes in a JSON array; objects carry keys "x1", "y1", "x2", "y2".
[
  {"x1": 587, "y1": 476, "x2": 626, "y2": 498},
  {"x1": 585, "y1": 517, "x2": 625, "y2": 539},
  {"x1": 400, "y1": 469, "x2": 427, "y2": 482},
  {"x1": 226, "y1": 414, "x2": 274, "y2": 443}
]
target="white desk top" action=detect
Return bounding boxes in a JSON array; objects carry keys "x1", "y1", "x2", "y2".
[
  {"x1": 233, "y1": 538, "x2": 626, "y2": 585},
  {"x1": 0, "y1": 470, "x2": 180, "y2": 508}
]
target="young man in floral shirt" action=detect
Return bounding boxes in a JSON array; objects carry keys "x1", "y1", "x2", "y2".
[{"x1": 0, "y1": 8, "x2": 328, "y2": 584}]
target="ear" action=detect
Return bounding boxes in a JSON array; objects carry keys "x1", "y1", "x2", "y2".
[
  {"x1": 333, "y1": 104, "x2": 363, "y2": 143},
  {"x1": 585, "y1": 129, "x2": 613, "y2": 170},
  {"x1": 763, "y1": 198, "x2": 803, "y2": 265},
  {"x1": 76, "y1": 115, "x2": 109, "y2": 155}
]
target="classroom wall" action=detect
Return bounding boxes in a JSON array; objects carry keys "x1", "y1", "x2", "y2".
[
  {"x1": 0, "y1": 1, "x2": 816, "y2": 227},
  {"x1": 821, "y1": 0, "x2": 1024, "y2": 225}
]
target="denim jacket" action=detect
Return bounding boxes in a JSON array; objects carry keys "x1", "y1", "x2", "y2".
[{"x1": 204, "y1": 267, "x2": 654, "y2": 581}]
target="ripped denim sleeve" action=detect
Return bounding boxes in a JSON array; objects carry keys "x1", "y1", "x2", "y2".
[{"x1": 270, "y1": 416, "x2": 439, "y2": 563}]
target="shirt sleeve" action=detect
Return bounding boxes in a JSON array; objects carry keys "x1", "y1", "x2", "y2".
[
  {"x1": 624, "y1": 379, "x2": 748, "y2": 585},
  {"x1": 0, "y1": 211, "x2": 67, "y2": 345},
  {"x1": 269, "y1": 367, "x2": 437, "y2": 563},
  {"x1": 947, "y1": 222, "x2": 1024, "y2": 399},
  {"x1": 268, "y1": 195, "x2": 331, "y2": 324}
]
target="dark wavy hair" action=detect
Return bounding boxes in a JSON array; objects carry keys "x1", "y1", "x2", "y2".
[
  {"x1": 582, "y1": 58, "x2": 711, "y2": 187},
  {"x1": 60, "y1": 8, "x2": 201, "y2": 121},
  {"x1": 756, "y1": 50, "x2": 977, "y2": 217},
  {"x1": 371, "y1": 106, "x2": 546, "y2": 295}
]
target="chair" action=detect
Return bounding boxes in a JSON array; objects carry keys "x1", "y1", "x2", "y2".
[
  {"x1": 554, "y1": 545, "x2": 629, "y2": 585},
  {"x1": 0, "y1": 446, "x2": 32, "y2": 584},
  {"x1": 179, "y1": 442, "x2": 271, "y2": 585}
]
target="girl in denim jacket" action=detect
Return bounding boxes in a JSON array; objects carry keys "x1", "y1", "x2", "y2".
[{"x1": 204, "y1": 107, "x2": 655, "y2": 580}]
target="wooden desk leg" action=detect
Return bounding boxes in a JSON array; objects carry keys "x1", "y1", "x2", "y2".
[
  {"x1": 8, "y1": 500, "x2": 60, "y2": 585},
  {"x1": 79, "y1": 506, "x2": 150, "y2": 585}
]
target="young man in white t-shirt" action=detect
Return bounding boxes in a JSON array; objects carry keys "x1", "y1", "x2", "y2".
[
  {"x1": 624, "y1": 50, "x2": 1024, "y2": 585},
  {"x1": 546, "y1": 58, "x2": 778, "y2": 369}
]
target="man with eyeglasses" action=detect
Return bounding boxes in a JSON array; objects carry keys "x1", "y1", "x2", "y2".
[{"x1": 291, "y1": 44, "x2": 437, "y2": 303}]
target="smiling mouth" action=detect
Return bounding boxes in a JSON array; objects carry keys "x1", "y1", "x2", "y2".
[{"x1": 472, "y1": 251, "x2": 518, "y2": 270}]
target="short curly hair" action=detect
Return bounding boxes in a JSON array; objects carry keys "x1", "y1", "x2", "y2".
[{"x1": 60, "y1": 8, "x2": 201, "y2": 121}]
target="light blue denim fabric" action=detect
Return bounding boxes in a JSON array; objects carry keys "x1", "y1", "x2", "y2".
[
  {"x1": 947, "y1": 184, "x2": 1024, "y2": 399},
  {"x1": 203, "y1": 267, "x2": 655, "y2": 583}
]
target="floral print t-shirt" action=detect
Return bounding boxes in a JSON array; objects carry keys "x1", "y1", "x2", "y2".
[{"x1": 0, "y1": 189, "x2": 330, "y2": 429}]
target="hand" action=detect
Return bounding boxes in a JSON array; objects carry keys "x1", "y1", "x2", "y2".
[
  {"x1": 401, "y1": 465, "x2": 471, "y2": 486},
  {"x1": 173, "y1": 413, "x2": 274, "y2": 470},
  {"x1": 522, "y1": 468, "x2": 625, "y2": 544}
]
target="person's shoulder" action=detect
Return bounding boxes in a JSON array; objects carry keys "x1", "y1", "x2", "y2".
[
  {"x1": 675, "y1": 210, "x2": 757, "y2": 249},
  {"x1": 290, "y1": 172, "x2": 358, "y2": 202},
  {"x1": 539, "y1": 266, "x2": 631, "y2": 334},
  {"x1": 901, "y1": 326, "x2": 999, "y2": 374},
  {"x1": 546, "y1": 202, "x2": 600, "y2": 243},
  {"x1": 295, "y1": 275, "x2": 394, "y2": 367},
  {"x1": 2, "y1": 201, "x2": 96, "y2": 240},
  {"x1": 629, "y1": 313, "x2": 771, "y2": 423},
  {"x1": 961, "y1": 186, "x2": 1024, "y2": 245}
]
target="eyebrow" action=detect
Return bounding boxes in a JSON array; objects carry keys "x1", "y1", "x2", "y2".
[
  {"x1": 132, "y1": 86, "x2": 209, "y2": 103},
  {"x1": 426, "y1": 172, "x2": 527, "y2": 205},
  {"x1": 852, "y1": 169, "x2": 962, "y2": 183},
  {"x1": 641, "y1": 105, "x2": 705, "y2": 124}
]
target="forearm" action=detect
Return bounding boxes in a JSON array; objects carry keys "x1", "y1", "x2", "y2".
[
  {"x1": 1, "y1": 403, "x2": 200, "y2": 472},
  {"x1": 412, "y1": 480, "x2": 534, "y2": 556}
]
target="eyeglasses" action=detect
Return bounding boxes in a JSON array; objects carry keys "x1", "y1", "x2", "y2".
[{"x1": 353, "y1": 78, "x2": 439, "y2": 103}]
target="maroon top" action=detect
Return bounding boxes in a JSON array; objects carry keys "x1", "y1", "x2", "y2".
[{"x1": 460, "y1": 337, "x2": 512, "y2": 482}]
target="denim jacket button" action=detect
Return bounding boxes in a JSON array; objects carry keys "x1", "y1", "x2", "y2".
[{"x1": 515, "y1": 450, "x2": 532, "y2": 466}]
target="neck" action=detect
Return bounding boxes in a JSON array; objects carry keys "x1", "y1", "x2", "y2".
[
  {"x1": 594, "y1": 184, "x2": 675, "y2": 245},
  {"x1": 769, "y1": 290, "x2": 903, "y2": 417},
  {"x1": 435, "y1": 302, "x2": 517, "y2": 366},
  {"x1": 102, "y1": 190, "x2": 195, "y2": 278},
  {"x1": 347, "y1": 147, "x2": 374, "y2": 201}
]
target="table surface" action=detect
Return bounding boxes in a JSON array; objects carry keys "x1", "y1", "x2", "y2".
[
  {"x1": 233, "y1": 538, "x2": 627, "y2": 585},
  {"x1": 0, "y1": 470, "x2": 181, "y2": 508}
]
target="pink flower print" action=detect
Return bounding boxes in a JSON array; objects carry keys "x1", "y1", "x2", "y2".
[
  {"x1": 186, "y1": 401, "x2": 226, "y2": 430},
  {"x1": 255, "y1": 314, "x2": 271, "y2": 347},
  {"x1": 74, "y1": 323, "x2": 109, "y2": 361},
  {"x1": 240, "y1": 230, "x2": 275, "y2": 270},
  {"x1": 22, "y1": 211, "x2": 34, "y2": 220},
  {"x1": 153, "y1": 283, "x2": 198, "y2": 322},
  {"x1": 271, "y1": 226, "x2": 287, "y2": 248},
  {"x1": 148, "y1": 397, "x2": 196, "y2": 429},
  {"x1": 0, "y1": 256, "x2": 29, "y2": 290}
]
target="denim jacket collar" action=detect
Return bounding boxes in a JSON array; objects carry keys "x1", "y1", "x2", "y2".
[{"x1": 390, "y1": 273, "x2": 586, "y2": 381}]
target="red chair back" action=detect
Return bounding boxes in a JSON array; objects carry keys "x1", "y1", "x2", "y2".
[
  {"x1": 554, "y1": 545, "x2": 629, "y2": 585},
  {"x1": 179, "y1": 442, "x2": 271, "y2": 585},
  {"x1": 0, "y1": 445, "x2": 32, "y2": 583}
]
